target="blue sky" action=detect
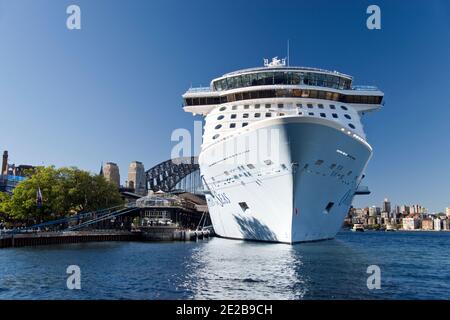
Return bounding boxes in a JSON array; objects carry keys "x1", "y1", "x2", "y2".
[{"x1": 0, "y1": 0, "x2": 449, "y2": 212}]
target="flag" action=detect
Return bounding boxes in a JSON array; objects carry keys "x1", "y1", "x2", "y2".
[{"x1": 36, "y1": 187, "x2": 43, "y2": 208}]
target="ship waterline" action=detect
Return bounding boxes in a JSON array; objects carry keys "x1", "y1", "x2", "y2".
[{"x1": 184, "y1": 59, "x2": 383, "y2": 243}]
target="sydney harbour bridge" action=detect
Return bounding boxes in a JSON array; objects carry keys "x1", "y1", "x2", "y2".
[{"x1": 145, "y1": 156, "x2": 203, "y2": 195}]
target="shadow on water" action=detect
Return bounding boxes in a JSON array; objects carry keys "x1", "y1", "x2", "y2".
[{"x1": 232, "y1": 215, "x2": 278, "y2": 242}]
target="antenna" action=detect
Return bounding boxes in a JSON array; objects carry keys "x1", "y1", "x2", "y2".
[{"x1": 287, "y1": 39, "x2": 290, "y2": 66}]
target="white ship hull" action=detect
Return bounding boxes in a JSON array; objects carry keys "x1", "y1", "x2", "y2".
[{"x1": 200, "y1": 117, "x2": 372, "y2": 244}]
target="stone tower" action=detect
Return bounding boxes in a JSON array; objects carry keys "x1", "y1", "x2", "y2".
[
  {"x1": 128, "y1": 161, "x2": 146, "y2": 195},
  {"x1": 102, "y1": 162, "x2": 120, "y2": 188}
]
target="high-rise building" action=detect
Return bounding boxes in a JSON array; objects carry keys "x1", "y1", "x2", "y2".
[
  {"x1": 446, "y1": 206, "x2": 450, "y2": 219},
  {"x1": 382, "y1": 198, "x2": 391, "y2": 213},
  {"x1": 128, "y1": 161, "x2": 146, "y2": 195},
  {"x1": 102, "y1": 162, "x2": 120, "y2": 188}
]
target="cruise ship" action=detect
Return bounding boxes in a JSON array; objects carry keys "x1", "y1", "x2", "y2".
[{"x1": 183, "y1": 58, "x2": 384, "y2": 244}]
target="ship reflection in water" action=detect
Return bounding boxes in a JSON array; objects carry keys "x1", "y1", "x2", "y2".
[
  {"x1": 0, "y1": 231, "x2": 449, "y2": 299},
  {"x1": 181, "y1": 237, "x2": 372, "y2": 300}
]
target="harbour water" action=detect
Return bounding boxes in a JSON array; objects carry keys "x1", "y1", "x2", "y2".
[{"x1": 0, "y1": 230, "x2": 449, "y2": 300}]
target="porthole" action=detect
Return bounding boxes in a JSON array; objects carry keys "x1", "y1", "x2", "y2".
[
  {"x1": 219, "y1": 106, "x2": 226, "y2": 111},
  {"x1": 344, "y1": 114, "x2": 351, "y2": 119},
  {"x1": 243, "y1": 113, "x2": 249, "y2": 118},
  {"x1": 307, "y1": 104, "x2": 313, "y2": 109},
  {"x1": 231, "y1": 114, "x2": 237, "y2": 119},
  {"x1": 215, "y1": 124, "x2": 222, "y2": 130},
  {"x1": 348, "y1": 123, "x2": 355, "y2": 129},
  {"x1": 330, "y1": 105, "x2": 336, "y2": 109},
  {"x1": 332, "y1": 113, "x2": 338, "y2": 118},
  {"x1": 297, "y1": 103, "x2": 303, "y2": 108},
  {"x1": 255, "y1": 113, "x2": 261, "y2": 118},
  {"x1": 265, "y1": 113, "x2": 272, "y2": 117},
  {"x1": 242, "y1": 122, "x2": 248, "y2": 127},
  {"x1": 229, "y1": 123, "x2": 236, "y2": 128},
  {"x1": 213, "y1": 134, "x2": 220, "y2": 140},
  {"x1": 217, "y1": 115, "x2": 224, "y2": 120},
  {"x1": 298, "y1": 112, "x2": 303, "y2": 115},
  {"x1": 279, "y1": 113, "x2": 285, "y2": 116},
  {"x1": 318, "y1": 104, "x2": 324, "y2": 109},
  {"x1": 308, "y1": 112, "x2": 314, "y2": 116},
  {"x1": 320, "y1": 113, "x2": 326, "y2": 118},
  {"x1": 341, "y1": 105, "x2": 348, "y2": 111}
]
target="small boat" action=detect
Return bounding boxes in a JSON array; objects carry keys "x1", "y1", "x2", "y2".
[{"x1": 351, "y1": 224, "x2": 365, "y2": 232}]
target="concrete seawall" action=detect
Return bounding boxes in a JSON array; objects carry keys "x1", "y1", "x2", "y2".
[{"x1": 0, "y1": 228, "x2": 213, "y2": 248}]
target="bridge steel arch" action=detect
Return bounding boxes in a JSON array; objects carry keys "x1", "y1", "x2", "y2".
[{"x1": 145, "y1": 156, "x2": 200, "y2": 192}]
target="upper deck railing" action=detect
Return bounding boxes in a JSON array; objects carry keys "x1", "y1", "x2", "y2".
[
  {"x1": 186, "y1": 87, "x2": 211, "y2": 93},
  {"x1": 351, "y1": 85, "x2": 379, "y2": 91}
]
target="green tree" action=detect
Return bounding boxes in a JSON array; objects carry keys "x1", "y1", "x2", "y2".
[{"x1": 6, "y1": 166, "x2": 124, "y2": 223}]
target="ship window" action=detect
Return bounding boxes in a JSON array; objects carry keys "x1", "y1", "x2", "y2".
[
  {"x1": 307, "y1": 104, "x2": 313, "y2": 109},
  {"x1": 231, "y1": 114, "x2": 237, "y2": 119},
  {"x1": 315, "y1": 160, "x2": 324, "y2": 165},
  {"x1": 332, "y1": 113, "x2": 338, "y2": 118},
  {"x1": 279, "y1": 113, "x2": 285, "y2": 116},
  {"x1": 308, "y1": 112, "x2": 314, "y2": 116},
  {"x1": 330, "y1": 163, "x2": 336, "y2": 169},
  {"x1": 239, "y1": 202, "x2": 249, "y2": 212},
  {"x1": 243, "y1": 113, "x2": 249, "y2": 118},
  {"x1": 341, "y1": 105, "x2": 348, "y2": 110},
  {"x1": 244, "y1": 105, "x2": 250, "y2": 109},
  {"x1": 348, "y1": 123, "x2": 355, "y2": 129},
  {"x1": 347, "y1": 171, "x2": 353, "y2": 176},
  {"x1": 330, "y1": 104, "x2": 336, "y2": 109},
  {"x1": 344, "y1": 114, "x2": 351, "y2": 119},
  {"x1": 213, "y1": 134, "x2": 220, "y2": 140},
  {"x1": 318, "y1": 104, "x2": 324, "y2": 109},
  {"x1": 297, "y1": 103, "x2": 303, "y2": 108},
  {"x1": 215, "y1": 124, "x2": 222, "y2": 130},
  {"x1": 229, "y1": 123, "x2": 236, "y2": 128},
  {"x1": 255, "y1": 113, "x2": 261, "y2": 118},
  {"x1": 264, "y1": 160, "x2": 273, "y2": 165},
  {"x1": 242, "y1": 122, "x2": 248, "y2": 127},
  {"x1": 298, "y1": 112, "x2": 303, "y2": 115},
  {"x1": 247, "y1": 164, "x2": 255, "y2": 169},
  {"x1": 320, "y1": 113, "x2": 326, "y2": 118},
  {"x1": 217, "y1": 115, "x2": 224, "y2": 120},
  {"x1": 265, "y1": 104, "x2": 271, "y2": 108},
  {"x1": 255, "y1": 104, "x2": 260, "y2": 109},
  {"x1": 232, "y1": 105, "x2": 237, "y2": 110},
  {"x1": 278, "y1": 103, "x2": 284, "y2": 108},
  {"x1": 219, "y1": 107, "x2": 226, "y2": 111},
  {"x1": 324, "y1": 202, "x2": 334, "y2": 214},
  {"x1": 265, "y1": 113, "x2": 272, "y2": 117}
]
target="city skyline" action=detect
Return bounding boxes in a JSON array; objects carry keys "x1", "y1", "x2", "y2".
[{"x1": 1, "y1": 0, "x2": 450, "y2": 212}]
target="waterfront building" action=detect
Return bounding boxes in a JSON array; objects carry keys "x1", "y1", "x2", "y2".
[
  {"x1": 103, "y1": 162, "x2": 120, "y2": 188},
  {"x1": 369, "y1": 206, "x2": 380, "y2": 217},
  {"x1": 433, "y1": 218, "x2": 442, "y2": 231},
  {"x1": 403, "y1": 217, "x2": 420, "y2": 230},
  {"x1": 446, "y1": 206, "x2": 450, "y2": 219},
  {"x1": 421, "y1": 218, "x2": 434, "y2": 231},
  {"x1": 128, "y1": 161, "x2": 146, "y2": 196},
  {"x1": 442, "y1": 219, "x2": 449, "y2": 231}
]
